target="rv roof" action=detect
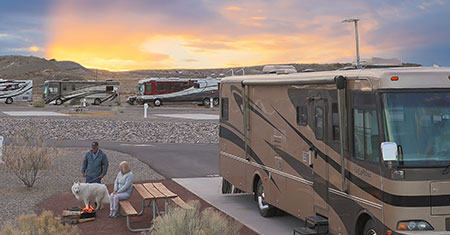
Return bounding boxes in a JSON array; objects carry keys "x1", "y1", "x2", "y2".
[
  {"x1": 222, "y1": 67, "x2": 450, "y2": 89},
  {"x1": 138, "y1": 77, "x2": 220, "y2": 83}
]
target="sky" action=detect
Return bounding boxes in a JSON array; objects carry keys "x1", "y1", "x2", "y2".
[{"x1": 0, "y1": 0, "x2": 449, "y2": 71}]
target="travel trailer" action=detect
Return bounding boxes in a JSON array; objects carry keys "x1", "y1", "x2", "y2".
[
  {"x1": 219, "y1": 67, "x2": 450, "y2": 234},
  {"x1": 43, "y1": 80, "x2": 120, "y2": 105},
  {"x1": 135, "y1": 77, "x2": 219, "y2": 106},
  {"x1": 0, "y1": 80, "x2": 32, "y2": 104}
]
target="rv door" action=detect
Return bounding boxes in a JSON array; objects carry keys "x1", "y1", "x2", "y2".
[{"x1": 311, "y1": 98, "x2": 329, "y2": 216}]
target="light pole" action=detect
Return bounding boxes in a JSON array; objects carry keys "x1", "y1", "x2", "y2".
[{"x1": 341, "y1": 18, "x2": 361, "y2": 69}]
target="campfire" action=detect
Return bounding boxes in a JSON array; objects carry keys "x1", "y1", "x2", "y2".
[{"x1": 61, "y1": 205, "x2": 96, "y2": 224}]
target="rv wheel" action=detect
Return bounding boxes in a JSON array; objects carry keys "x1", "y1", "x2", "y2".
[
  {"x1": 94, "y1": 98, "x2": 101, "y2": 105},
  {"x1": 363, "y1": 219, "x2": 379, "y2": 235},
  {"x1": 153, "y1": 99, "x2": 161, "y2": 107},
  {"x1": 5, "y1": 97, "x2": 13, "y2": 104},
  {"x1": 213, "y1": 98, "x2": 219, "y2": 106},
  {"x1": 55, "y1": 98, "x2": 63, "y2": 105},
  {"x1": 203, "y1": 98, "x2": 211, "y2": 106},
  {"x1": 256, "y1": 179, "x2": 277, "y2": 217}
]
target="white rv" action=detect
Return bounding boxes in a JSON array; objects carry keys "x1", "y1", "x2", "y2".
[
  {"x1": 43, "y1": 80, "x2": 120, "y2": 105},
  {"x1": 0, "y1": 80, "x2": 33, "y2": 104}
]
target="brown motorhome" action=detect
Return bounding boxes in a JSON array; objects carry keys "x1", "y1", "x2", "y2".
[{"x1": 218, "y1": 67, "x2": 450, "y2": 234}]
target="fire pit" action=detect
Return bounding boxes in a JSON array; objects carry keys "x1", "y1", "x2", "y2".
[{"x1": 61, "y1": 205, "x2": 96, "y2": 224}]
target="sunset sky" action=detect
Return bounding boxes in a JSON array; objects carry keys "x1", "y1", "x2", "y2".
[{"x1": 1, "y1": 0, "x2": 449, "y2": 71}]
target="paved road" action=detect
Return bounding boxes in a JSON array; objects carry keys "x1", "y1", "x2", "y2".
[{"x1": 46, "y1": 139, "x2": 218, "y2": 178}]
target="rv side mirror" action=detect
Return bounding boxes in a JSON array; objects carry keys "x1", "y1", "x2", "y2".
[{"x1": 381, "y1": 142, "x2": 398, "y2": 161}]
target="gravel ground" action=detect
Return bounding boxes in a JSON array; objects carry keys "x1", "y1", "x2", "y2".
[
  {"x1": 0, "y1": 148, "x2": 164, "y2": 228},
  {"x1": 0, "y1": 118, "x2": 219, "y2": 144}
]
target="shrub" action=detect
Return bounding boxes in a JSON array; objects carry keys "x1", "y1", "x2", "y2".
[
  {"x1": 151, "y1": 201, "x2": 242, "y2": 235},
  {"x1": 1, "y1": 211, "x2": 79, "y2": 235},
  {"x1": 111, "y1": 106, "x2": 125, "y2": 114},
  {"x1": 0, "y1": 128, "x2": 58, "y2": 187},
  {"x1": 32, "y1": 99, "x2": 45, "y2": 107}
]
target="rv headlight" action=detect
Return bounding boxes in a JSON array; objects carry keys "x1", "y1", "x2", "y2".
[{"x1": 397, "y1": 220, "x2": 433, "y2": 231}]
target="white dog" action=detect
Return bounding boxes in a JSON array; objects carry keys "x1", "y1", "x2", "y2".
[{"x1": 71, "y1": 182, "x2": 110, "y2": 210}]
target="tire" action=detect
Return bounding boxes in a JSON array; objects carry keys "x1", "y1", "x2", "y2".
[
  {"x1": 153, "y1": 99, "x2": 161, "y2": 107},
  {"x1": 55, "y1": 98, "x2": 63, "y2": 105},
  {"x1": 363, "y1": 219, "x2": 379, "y2": 235},
  {"x1": 213, "y1": 98, "x2": 219, "y2": 106},
  {"x1": 5, "y1": 97, "x2": 13, "y2": 104},
  {"x1": 255, "y1": 179, "x2": 277, "y2": 217},
  {"x1": 94, "y1": 98, "x2": 101, "y2": 105},
  {"x1": 203, "y1": 98, "x2": 211, "y2": 106}
]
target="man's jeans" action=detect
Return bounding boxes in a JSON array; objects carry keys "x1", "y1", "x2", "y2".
[{"x1": 86, "y1": 176, "x2": 101, "y2": 183}]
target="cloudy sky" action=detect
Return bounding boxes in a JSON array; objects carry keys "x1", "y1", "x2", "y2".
[{"x1": 0, "y1": 0, "x2": 449, "y2": 70}]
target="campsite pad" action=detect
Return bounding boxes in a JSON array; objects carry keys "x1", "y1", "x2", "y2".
[{"x1": 36, "y1": 179, "x2": 256, "y2": 235}]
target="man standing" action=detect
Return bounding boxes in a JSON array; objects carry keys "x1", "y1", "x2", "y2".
[{"x1": 82, "y1": 141, "x2": 109, "y2": 183}]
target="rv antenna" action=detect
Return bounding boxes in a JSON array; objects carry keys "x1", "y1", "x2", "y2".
[{"x1": 341, "y1": 18, "x2": 361, "y2": 69}]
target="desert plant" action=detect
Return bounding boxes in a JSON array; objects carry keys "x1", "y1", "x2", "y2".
[
  {"x1": 1, "y1": 210, "x2": 79, "y2": 235},
  {"x1": 0, "y1": 128, "x2": 58, "y2": 187},
  {"x1": 152, "y1": 201, "x2": 242, "y2": 235},
  {"x1": 32, "y1": 99, "x2": 45, "y2": 108}
]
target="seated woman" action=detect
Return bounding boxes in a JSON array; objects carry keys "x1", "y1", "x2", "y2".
[{"x1": 109, "y1": 161, "x2": 134, "y2": 218}]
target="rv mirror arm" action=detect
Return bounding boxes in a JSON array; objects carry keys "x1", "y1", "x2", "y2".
[{"x1": 335, "y1": 75, "x2": 348, "y2": 193}]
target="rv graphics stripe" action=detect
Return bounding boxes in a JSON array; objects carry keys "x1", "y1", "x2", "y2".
[
  {"x1": 220, "y1": 125, "x2": 280, "y2": 191},
  {"x1": 0, "y1": 84, "x2": 32, "y2": 99},
  {"x1": 272, "y1": 107, "x2": 450, "y2": 208}
]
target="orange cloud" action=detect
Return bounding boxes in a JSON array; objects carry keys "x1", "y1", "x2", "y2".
[
  {"x1": 225, "y1": 6, "x2": 242, "y2": 11},
  {"x1": 28, "y1": 46, "x2": 40, "y2": 52}
]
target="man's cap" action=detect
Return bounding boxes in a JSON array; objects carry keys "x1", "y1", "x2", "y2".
[{"x1": 92, "y1": 141, "x2": 99, "y2": 148}]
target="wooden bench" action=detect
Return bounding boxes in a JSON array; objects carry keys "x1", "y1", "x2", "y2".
[{"x1": 119, "y1": 201, "x2": 137, "y2": 216}]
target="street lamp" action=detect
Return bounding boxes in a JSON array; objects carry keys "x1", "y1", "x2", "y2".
[{"x1": 341, "y1": 18, "x2": 361, "y2": 69}]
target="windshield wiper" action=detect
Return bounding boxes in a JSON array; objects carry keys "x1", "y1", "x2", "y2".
[{"x1": 442, "y1": 163, "x2": 450, "y2": 175}]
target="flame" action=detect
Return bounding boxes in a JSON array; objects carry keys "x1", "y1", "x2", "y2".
[{"x1": 81, "y1": 205, "x2": 95, "y2": 214}]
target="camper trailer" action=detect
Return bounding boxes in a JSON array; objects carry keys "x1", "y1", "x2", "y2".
[
  {"x1": 43, "y1": 80, "x2": 120, "y2": 105},
  {"x1": 135, "y1": 77, "x2": 219, "y2": 106},
  {"x1": 0, "y1": 80, "x2": 32, "y2": 104},
  {"x1": 219, "y1": 67, "x2": 450, "y2": 234}
]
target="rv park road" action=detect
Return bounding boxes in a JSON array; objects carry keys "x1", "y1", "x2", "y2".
[{"x1": 45, "y1": 139, "x2": 219, "y2": 178}]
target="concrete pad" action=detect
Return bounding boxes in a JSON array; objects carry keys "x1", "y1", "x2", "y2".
[
  {"x1": 174, "y1": 177, "x2": 301, "y2": 235},
  {"x1": 155, "y1": 114, "x2": 219, "y2": 120},
  {"x1": 2, "y1": 111, "x2": 70, "y2": 117}
]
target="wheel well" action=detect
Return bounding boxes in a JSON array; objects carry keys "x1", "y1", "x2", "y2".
[
  {"x1": 355, "y1": 213, "x2": 372, "y2": 235},
  {"x1": 252, "y1": 174, "x2": 261, "y2": 201}
]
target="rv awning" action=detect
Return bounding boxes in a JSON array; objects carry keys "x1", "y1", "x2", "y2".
[{"x1": 241, "y1": 77, "x2": 336, "y2": 86}]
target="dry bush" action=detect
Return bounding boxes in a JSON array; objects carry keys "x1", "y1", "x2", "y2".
[
  {"x1": 0, "y1": 128, "x2": 58, "y2": 187},
  {"x1": 32, "y1": 99, "x2": 45, "y2": 108},
  {"x1": 151, "y1": 200, "x2": 242, "y2": 235},
  {"x1": 0, "y1": 211, "x2": 79, "y2": 235}
]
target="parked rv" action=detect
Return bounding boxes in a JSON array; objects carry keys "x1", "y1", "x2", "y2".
[
  {"x1": 0, "y1": 80, "x2": 32, "y2": 104},
  {"x1": 43, "y1": 80, "x2": 120, "y2": 105},
  {"x1": 219, "y1": 67, "x2": 450, "y2": 234},
  {"x1": 135, "y1": 77, "x2": 219, "y2": 106}
]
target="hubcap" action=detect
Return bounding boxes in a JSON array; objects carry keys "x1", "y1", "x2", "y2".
[
  {"x1": 367, "y1": 229, "x2": 377, "y2": 235},
  {"x1": 257, "y1": 184, "x2": 269, "y2": 210}
]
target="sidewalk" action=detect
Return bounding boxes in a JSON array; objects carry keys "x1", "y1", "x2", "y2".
[{"x1": 174, "y1": 177, "x2": 302, "y2": 235}]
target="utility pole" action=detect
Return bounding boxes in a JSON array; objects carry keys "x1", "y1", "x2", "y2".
[{"x1": 341, "y1": 18, "x2": 361, "y2": 69}]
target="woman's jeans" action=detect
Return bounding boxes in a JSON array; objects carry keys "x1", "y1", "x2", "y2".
[{"x1": 110, "y1": 192, "x2": 131, "y2": 214}]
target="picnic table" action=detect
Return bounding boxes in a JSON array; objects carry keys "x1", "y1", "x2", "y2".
[{"x1": 119, "y1": 182, "x2": 192, "y2": 232}]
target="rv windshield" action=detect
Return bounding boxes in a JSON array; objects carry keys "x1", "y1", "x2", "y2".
[
  {"x1": 138, "y1": 83, "x2": 144, "y2": 95},
  {"x1": 382, "y1": 91, "x2": 450, "y2": 166},
  {"x1": 43, "y1": 83, "x2": 49, "y2": 95}
]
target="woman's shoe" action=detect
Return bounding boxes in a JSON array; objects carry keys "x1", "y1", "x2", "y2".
[{"x1": 112, "y1": 212, "x2": 119, "y2": 218}]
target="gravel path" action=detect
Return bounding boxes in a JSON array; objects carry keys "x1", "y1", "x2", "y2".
[
  {"x1": 0, "y1": 118, "x2": 219, "y2": 144},
  {"x1": 0, "y1": 148, "x2": 164, "y2": 228}
]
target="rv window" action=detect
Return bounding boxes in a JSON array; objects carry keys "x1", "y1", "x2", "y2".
[
  {"x1": 164, "y1": 83, "x2": 172, "y2": 91},
  {"x1": 106, "y1": 86, "x2": 113, "y2": 91},
  {"x1": 221, "y1": 98, "x2": 229, "y2": 121},
  {"x1": 194, "y1": 83, "x2": 200, "y2": 89},
  {"x1": 296, "y1": 106, "x2": 307, "y2": 126},
  {"x1": 157, "y1": 83, "x2": 164, "y2": 91},
  {"x1": 144, "y1": 83, "x2": 152, "y2": 93},
  {"x1": 62, "y1": 84, "x2": 68, "y2": 91},
  {"x1": 173, "y1": 83, "x2": 182, "y2": 90},
  {"x1": 314, "y1": 107, "x2": 324, "y2": 140},
  {"x1": 71, "y1": 85, "x2": 76, "y2": 91},
  {"x1": 353, "y1": 109, "x2": 380, "y2": 162},
  {"x1": 332, "y1": 103, "x2": 340, "y2": 141}
]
